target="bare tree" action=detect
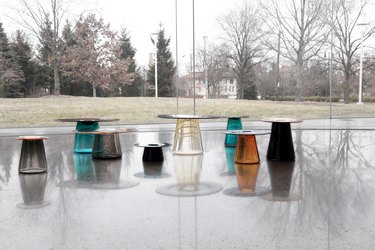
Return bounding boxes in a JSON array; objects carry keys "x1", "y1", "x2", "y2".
[
  {"x1": 60, "y1": 14, "x2": 133, "y2": 97},
  {"x1": 9, "y1": 0, "x2": 85, "y2": 95},
  {"x1": 262, "y1": 0, "x2": 328, "y2": 101},
  {"x1": 196, "y1": 43, "x2": 230, "y2": 98},
  {"x1": 328, "y1": 0, "x2": 375, "y2": 103},
  {"x1": 218, "y1": 1, "x2": 266, "y2": 99}
]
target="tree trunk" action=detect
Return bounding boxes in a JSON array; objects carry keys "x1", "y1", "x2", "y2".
[
  {"x1": 295, "y1": 60, "x2": 303, "y2": 102},
  {"x1": 343, "y1": 73, "x2": 350, "y2": 104},
  {"x1": 53, "y1": 61, "x2": 60, "y2": 95},
  {"x1": 93, "y1": 85, "x2": 97, "y2": 97}
]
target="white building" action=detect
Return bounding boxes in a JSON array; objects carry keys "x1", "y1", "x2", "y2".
[{"x1": 184, "y1": 69, "x2": 237, "y2": 99}]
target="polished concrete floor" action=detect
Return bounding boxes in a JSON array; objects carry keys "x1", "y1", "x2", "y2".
[{"x1": 1, "y1": 118, "x2": 375, "y2": 250}]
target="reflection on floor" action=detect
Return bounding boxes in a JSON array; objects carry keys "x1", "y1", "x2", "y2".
[{"x1": 1, "y1": 119, "x2": 375, "y2": 250}]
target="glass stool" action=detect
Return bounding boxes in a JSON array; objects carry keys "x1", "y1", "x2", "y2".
[
  {"x1": 56, "y1": 118, "x2": 119, "y2": 153},
  {"x1": 17, "y1": 136, "x2": 49, "y2": 174},
  {"x1": 262, "y1": 118, "x2": 302, "y2": 161},
  {"x1": 134, "y1": 143, "x2": 171, "y2": 178},
  {"x1": 158, "y1": 114, "x2": 220, "y2": 154},
  {"x1": 224, "y1": 116, "x2": 248, "y2": 146}
]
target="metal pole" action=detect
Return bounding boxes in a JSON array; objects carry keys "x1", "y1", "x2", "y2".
[
  {"x1": 276, "y1": 31, "x2": 280, "y2": 101},
  {"x1": 175, "y1": 0, "x2": 179, "y2": 113},
  {"x1": 203, "y1": 35, "x2": 208, "y2": 99},
  {"x1": 192, "y1": 0, "x2": 196, "y2": 115},
  {"x1": 358, "y1": 33, "x2": 364, "y2": 104},
  {"x1": 329, "y1": 0, "x2": 333, "y2": 118},
  {"x1": 155, "y1": 37, "x2": 158, "y2": 98}
]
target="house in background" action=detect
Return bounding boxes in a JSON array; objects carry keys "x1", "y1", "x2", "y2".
[{"x1": 182, "y1": 68, "x2": 238, "y2": 99}]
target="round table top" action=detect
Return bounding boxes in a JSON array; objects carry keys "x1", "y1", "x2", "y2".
[
  {"x1": 225, "y1": 130, "x2": 270, "y2": 136},
  {"x1": 226, "y1": 115, "x2": 249, "y2": 119},
  {"x1": 76, "y1": 128, "x2": 136, "y2": 135},
  {"x1": 157, "y1": 114, "x2": 221, "y2": 119},
  {"x1": 134, "y1": 143, "x2": 171, "y2": 148},
  {"x1": 16, "y1": 136, "x2": 49, "y2": 140},
  {"x1": 56, "y1": 118, "x2": 120, "y2": 123},
  {"x1": 261, "y1": 118, "x2": 303, "y2": 123}
]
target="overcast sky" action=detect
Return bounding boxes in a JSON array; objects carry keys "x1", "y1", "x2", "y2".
[
  {"x1": 0, "y1": 0, "x2": 244, "y2": 70},
  {"x1": 1, "y1": 0, "x2": 374, "y2": 71}
]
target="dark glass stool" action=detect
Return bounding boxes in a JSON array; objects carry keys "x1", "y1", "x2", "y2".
[
  {"x1": 17, "y1": 136, "x2": 49, "y2": 174},
  {"x1": 134, "y1": 143, "x2": 171, "y2": 178},
  {"x1": 262, "y1": 118, "x2": 302, "y2": 161}
]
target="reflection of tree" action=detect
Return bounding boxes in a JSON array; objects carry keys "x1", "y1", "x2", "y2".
[
  {"x1": 0, "y1": 138, "x2": 18, "y2": 186},
  {"x1": 259, "y1": 129, "x2": 375, "y2": 240}
]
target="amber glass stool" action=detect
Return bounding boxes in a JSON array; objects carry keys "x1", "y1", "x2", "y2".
[
  {"x1": 57, "y1": 118, "x2": 119, "y2": 153},
  {"x1": 224, "y1": 116, "x2": 248, "y2": 146},
  {"x1": 17, "y1": 136, "x2": 49, "y2": 174},
  {"x1": 134, "y1": 143, "x2": 171, "y2": 178},
  {"x1": 158, "y1": 114, "x2": 220, "y2": 154},
  {"x1": 262, "y1": 118, "x2": 302, "y2": 161}
]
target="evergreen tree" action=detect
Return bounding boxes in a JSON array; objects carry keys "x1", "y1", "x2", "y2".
[
  {"x1": 147, "y1": 25, "x2": 176, "y2": 97},
  {"x1": 0, "y1": 23, "x2": 24, "y2": 98},
  {"x1": 37, "y1": 16, "x2": 54, "y2": 93},
  {"x1": 118, "y1": 28, "x2": 140, "y2": 97},
  {"x1": 10, "y1": 30, "x2": 36, "y2": 96}
]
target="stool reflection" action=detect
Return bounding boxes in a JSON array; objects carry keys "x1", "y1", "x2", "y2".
[
  {"x1": 156, "y1": 153, "x2": 223, "y2": 197},
  {"x1": 92, "y1": 158, "x2": 122, "y2": 184},
  {"x1": 223, "y1": 163, "x2": 269, "y2": 197},
  {"x1": 18, "y1": 172, "x2": 50, "y2": 209},
  {"x1": 222, "y1": 146, "x2": 236, "y2": 176},
  {"x1": 261, "y1": 161, "x2": 301, "y2": 201},
  {"x1": 73, "y1": 153, "x2": 94, "y2": 181}
]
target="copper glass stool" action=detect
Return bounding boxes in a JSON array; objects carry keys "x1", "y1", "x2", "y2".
[
  {"x1": 134, "y1": 143, "x2": 171, "y2": 178},
  {"x1": 17, "y1": 136, "x2": 49, "y2": 174},
  {"x1": 223, "y1": 130, "x2": 269, "y2": 197}
]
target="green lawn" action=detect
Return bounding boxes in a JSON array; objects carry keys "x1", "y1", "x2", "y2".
[{"x1": 1, "y1": 96, "x2": 374, "y2": 127}]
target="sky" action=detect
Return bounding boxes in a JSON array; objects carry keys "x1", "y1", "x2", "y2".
[
  {"x1": 0, "y1": 0, "x2": 244, "y2": 71},
  {"x1": 1, "y1": 0, "x2": 375, "y2": 71}
]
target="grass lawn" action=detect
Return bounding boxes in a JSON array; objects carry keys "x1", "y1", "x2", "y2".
[{"x1": 1, "y1": 96, "x2": 375, "y2": 127}]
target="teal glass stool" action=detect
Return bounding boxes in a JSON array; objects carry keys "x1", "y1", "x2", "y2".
[
  {"x1": 57, "y1": 118, "x2": 120, "y2": 154},
  {"x1": 74, "y1": 121, "x2": 99, "y2": 153},
  {"x1": 224, "y1": 116, "x2": 247, "y2": 146}
]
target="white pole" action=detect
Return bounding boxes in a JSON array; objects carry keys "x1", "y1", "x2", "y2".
[
  {"x1": 357, "y1": 23, "x2": 369, "y2": 104},
  {"x1": 155, "y1": 37, "x2": 158, "y2": 98},
  {"x1": 358, "y1": 33, "x2": 364, "y2": 104}
]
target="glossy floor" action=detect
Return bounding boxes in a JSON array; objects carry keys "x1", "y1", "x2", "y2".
[{"x1": 0, "y1": 119, "x2": 375, "y2": 250}]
